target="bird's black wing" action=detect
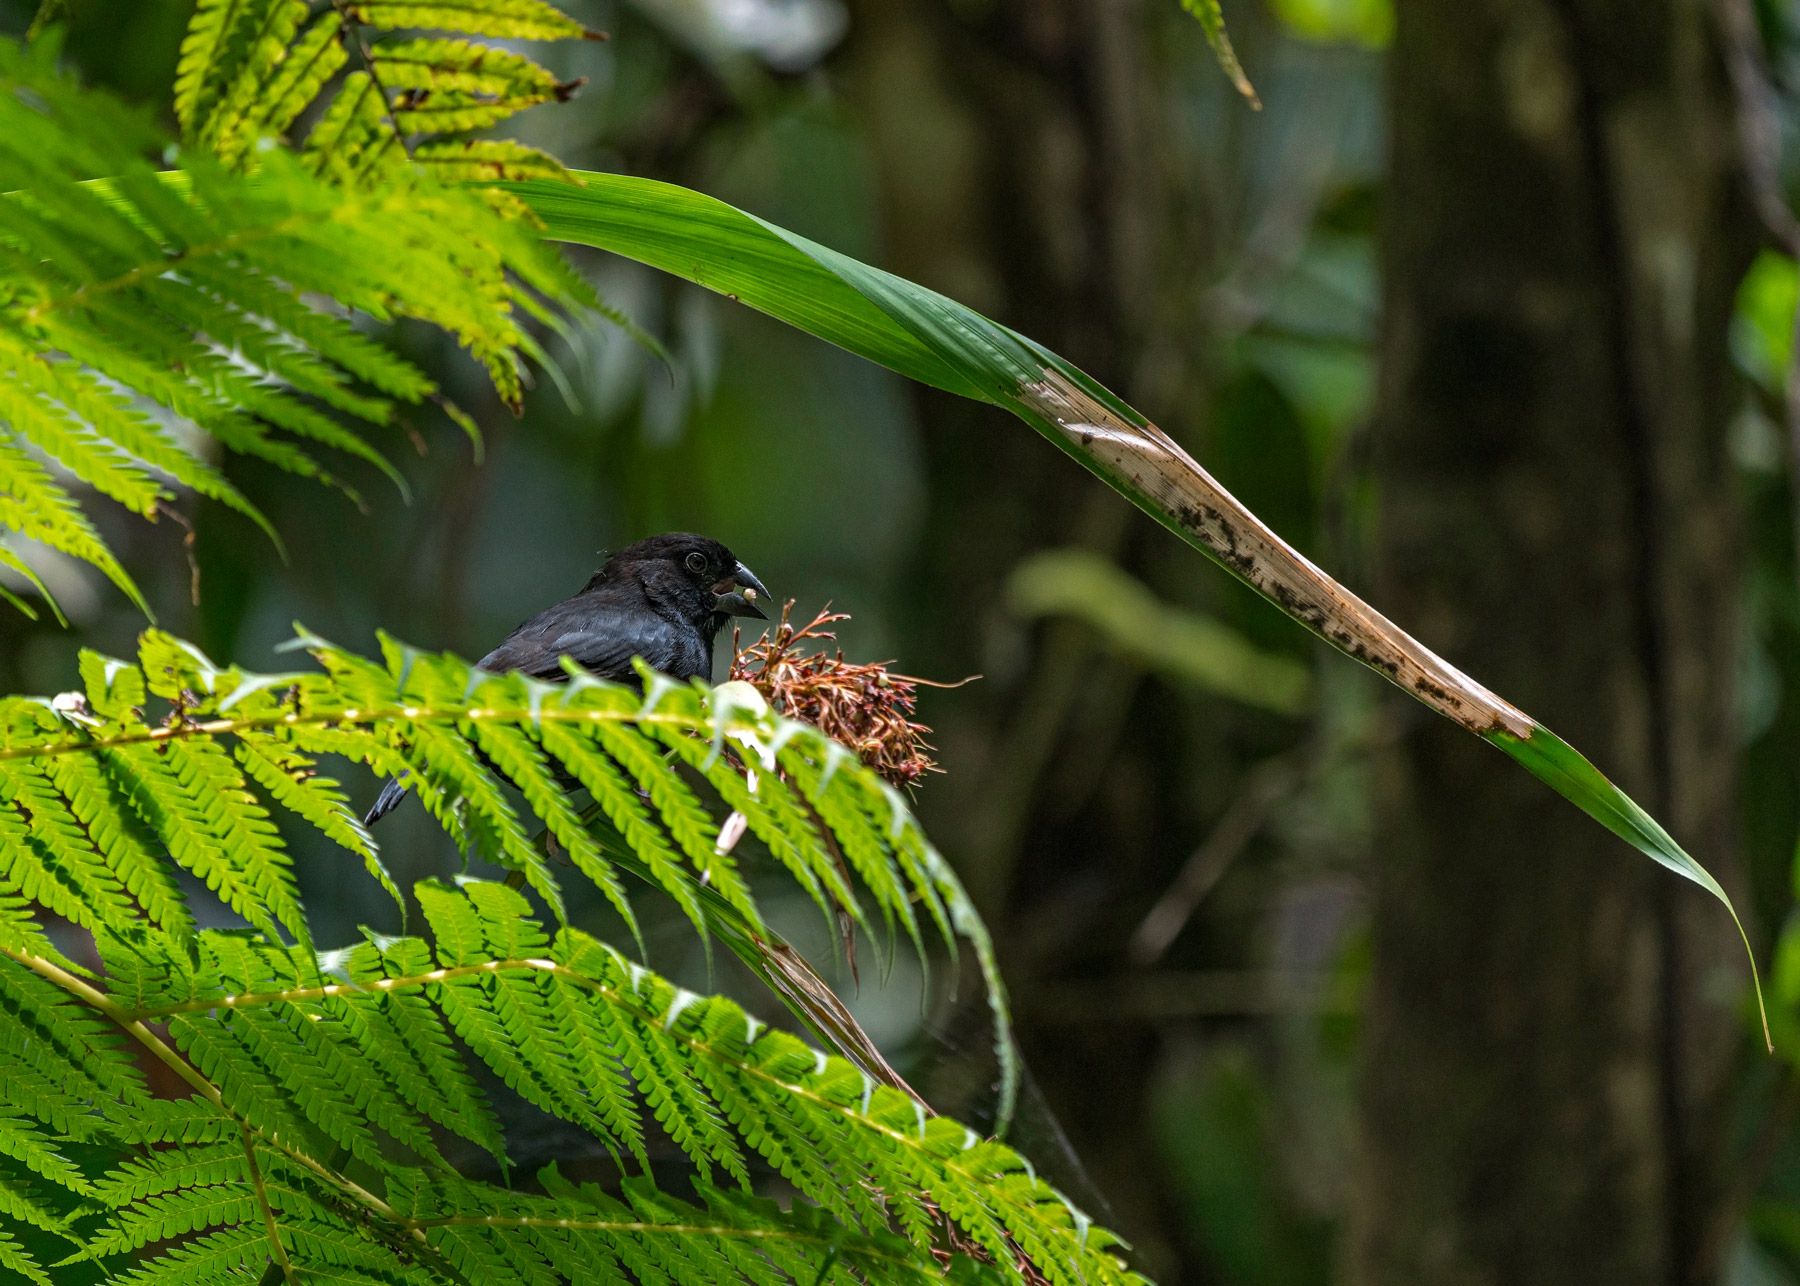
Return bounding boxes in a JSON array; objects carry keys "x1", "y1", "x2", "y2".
[
  {"x1": 478, "y1": 599, "x2": 709, "y2": 684},
  {"x1": 365, "y1": 595, "x2": 708, "y2": 828}
]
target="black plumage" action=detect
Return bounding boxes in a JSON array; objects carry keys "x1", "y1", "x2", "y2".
[{"x1": 364, "y1": 532, "x2": 768, "y2": 826}]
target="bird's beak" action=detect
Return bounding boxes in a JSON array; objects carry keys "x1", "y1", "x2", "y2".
[{"x1": 713, "y1": 561, "x2": 769, "y2": 620}]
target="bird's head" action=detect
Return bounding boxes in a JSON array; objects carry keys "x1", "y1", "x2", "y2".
[{"x1": 604, "y1": 533, "x2": 770, "y2": 621}]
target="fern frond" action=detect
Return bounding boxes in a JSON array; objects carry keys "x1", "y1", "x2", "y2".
[
  {"x1": 104, "y1": 1222, "x2": 271, "y2": 1283},
  {"x1": 302, "y1": 69, "x2": 400, "y2": 184},
  {"x1": 0, "y1": 1104, "x2": 91, "y2": 1196},
  {"x1": 0, "y1": 757, "x2": 140, "y2": 935},
  {"x1": 81, "y1": 1184, "x2": 262, "y2": 1258},
  {"x1": 546, "y1": 716, "x2": 718, "y2": 934},
  {"x1": 0, "y1": 545, "x2": 61, "y2": 624},
  {"x1": 0, "y1": 625, "x2": 1104, "y2": 1275},
  {"x1": 0, "y1": 40, "x2": 594, "y2": 618},
  {"x1": 1, "y1": 387, "x2": 165, "y2": 517},
  {"x1": 187, "y1": 0, "x2": 592, "y2": 193},
  {"x1": 374, "y1": 38, "x2": 563, "y2": 100},
  {"x1": 0, "y1": 875, "x2": 1138, "y2": 1283},
  {"x1": 237, "y1": 734, "x2": 403, "y2": 917},
  {"x1": 0, "y1": 954, "x2": 147, "y2": 1134},
  {"x1": 91, "y1": 1139, "x2": 249, "y2": 1206},
  {"x1": 651, "y1": 721, "x2": 868, "y2": 946},
  {"x1": 326, "y1": 936, "x2": 509, "y2": 1165},
  {"x1": 0, "y1": 339, "x2": 269, "y2": 535},
  {"x1": 0, "y1": 627, "x2": 1020, "y2": 1124}
]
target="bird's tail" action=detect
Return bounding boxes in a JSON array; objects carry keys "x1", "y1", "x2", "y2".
[{"x1": 364, "y1": 776, "x2": 411, "y2": 827}]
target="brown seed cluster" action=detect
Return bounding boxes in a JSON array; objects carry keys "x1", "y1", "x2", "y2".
[{"x1": 729, "y1": 602, "x2": 955, "y2": 790}]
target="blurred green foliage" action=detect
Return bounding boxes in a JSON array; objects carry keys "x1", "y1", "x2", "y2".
[
  {"x1": 1007, "y1": 548, "x2": 1312, "y2": 714},
  {"x1": 1265, "y1": 0, "x2": 1389, "y2": 48}
]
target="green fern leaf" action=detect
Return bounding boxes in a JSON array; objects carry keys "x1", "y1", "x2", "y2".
[
  {"x1": 3, "y1": 396, "x2": 164, "y2": 517},
  {"x1": 371, "y1": 37, "x2": 562, "y2": 97},
  {"x1": 218, "y1": 8, "x2": 348, "y2": 163},
  {"x1": 93, "y1": 1139, "x2": 249, "y2": 1206},
  {"x1": 235, "y1": 735, "x2": 402, "y2": 918},
  {"x1": 105, "y1": 1222, "x2": 270, "y2": 1284},
  {"x1": 0, "y1": 626, "x2": 1026, "y2": 1165},
  {"x1": 0, "y1": 1105, "x2": 92, "y2": 1196},
  {"x1": 540, "y1": 718, "x2": 710, "y2": 936},
  {"x1": 0, "y1": 546, "x2": 60, "y2": 623},
  {"x1": 104, "y1": 740, "x2": 307, "y2": 952},
  {"x1": 302, "y1": 69, "x2": 400, "y2": 184},
  {"x1": 652, "y1": 721, "x2": 867, "y2": 943},
  {"x1": 393, "y1": 95, "x2": 556, "y2": 134},
  {"x1": 346, "y1": 0, "x2": 592, "y2": 40},
  {"x1": 46, "y1": 749, "x2": 193, "y2": 944},
  {"x1": 0, "y1": 441, "x2": 148, "y2": 614},
  {"x1": 84, "y1": 1185, "x2": 261, "y2": 1258},
  {"x1": 0, "y1": 960, "x2": 147, "y2": 1130},
  {"x1": 0, "y1": 1227, "x2": 51, "y2": 1286},
  {"x1": 174, "y1": 0, "x2": 266, "y2": 133},
  {"x1": 195, "y1": 0, "x2": 310, "y2": 155},
  {"x1": 0, "y1": 341, "x2": 270, "y2": 538},
  {"x1": 469, "y1": 716, "x2": 641, "y2": 935},
  {"x1": 0, "y1": 758, "x2": 140, "y2": 935},
  {"x1": 0, "y1": 859, "x2": 1136, "y2": 1282},
  {"x1": 335, "y1": 937, "x2": 507, "y2": 1163},
  {"x1": 413, "y1": 137, "x2": 570, "y2": 183}
]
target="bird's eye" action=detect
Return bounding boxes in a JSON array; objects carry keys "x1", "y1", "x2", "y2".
[{"x1": 685, "y1": 552, "x2": 707, "y2": 575}]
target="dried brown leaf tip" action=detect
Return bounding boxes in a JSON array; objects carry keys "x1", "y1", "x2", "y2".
[{"x1": 729, "y1": 602, "x2": 965, "y2": 790}]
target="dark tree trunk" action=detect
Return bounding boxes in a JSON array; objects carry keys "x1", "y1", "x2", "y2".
[
  {"x1": 1356, "y1": 2, "x2": 1755, "y2": 1283},
  {"x1": 840, "y1": 0, "x2": 1239, "y2": 1261}
]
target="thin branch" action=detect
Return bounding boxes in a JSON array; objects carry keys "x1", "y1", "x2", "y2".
[
  {"x1": 1127, "y1": 757, "x2": 1293, "y2": 966},
  {"x1": 23, "y1": 0, "x2": 66, "y2": 42}
]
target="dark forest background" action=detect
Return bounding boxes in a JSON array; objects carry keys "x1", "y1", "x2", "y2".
[{"x1": 8, "y1": 0, "x2": 1800, "y2": 1281}]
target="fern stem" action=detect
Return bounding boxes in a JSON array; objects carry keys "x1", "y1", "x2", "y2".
[
  {"x1": 241, "y1": 1123, "x2": 297, "y2": 1285},
  {"x1": 127, "y1": 955, "x2": 554, "y2": 1019},
  {"x1": 397, "y1": 1213, "x2": 931, "y2": 1273},
  {"x1": 0, "y1": 701, "x2": 709, "y2": 761}
]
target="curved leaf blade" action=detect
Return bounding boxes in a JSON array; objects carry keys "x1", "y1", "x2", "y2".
[{"x1": 517, "y1": 171, "x2": 1767, "y2": 1045}]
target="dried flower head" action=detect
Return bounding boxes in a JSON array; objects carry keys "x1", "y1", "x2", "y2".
[{"x1": 729, "y1": 602, "x2": 962, "y2": 790}]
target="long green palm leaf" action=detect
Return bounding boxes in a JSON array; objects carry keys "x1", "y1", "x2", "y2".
[{"x1": 515, "y1": 171, "x2": 1769, "y2": 1045}]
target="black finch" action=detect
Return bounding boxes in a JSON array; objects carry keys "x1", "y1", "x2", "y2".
[{"x1": 364, "y1": 532, "x2": 768, "y2": 826}]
